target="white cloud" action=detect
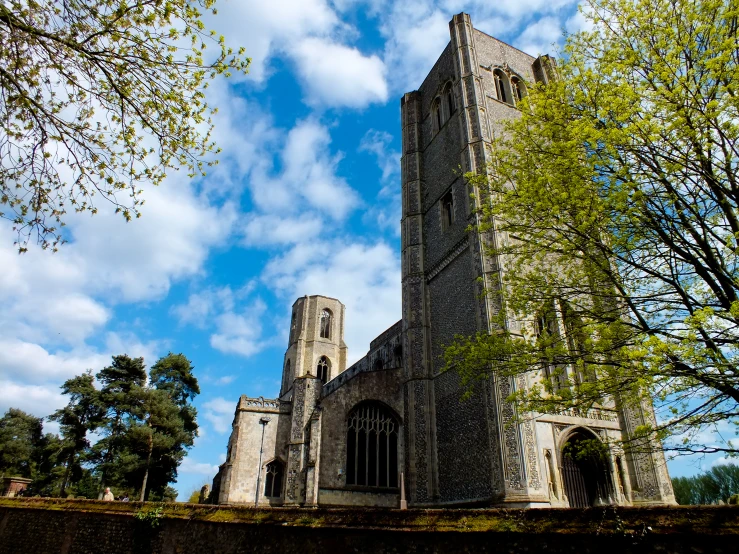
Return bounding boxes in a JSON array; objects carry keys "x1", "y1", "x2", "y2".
[
  {"x1": 0, "y1": 380, "x2": 68, "y2": 420},
  {"x1": 210, "y1": 299, "x2": 269, "y2": 358},
  {"x1": 203, "y1": 0, "x2": 340, "y2": 83},
  {"x1": 249, "y1": 119, "x2": 360, "y2": 220},
  {"x1": 516, "y1": 17, "x2": 563, "y2": 57},
  {"x1": 215, "y1": 375, "x2": 237, "y2": 386},
  {"x1": 290, "y1": 38, "x2": 388, "y2": 108},
  {"x1": 359, "y1": 129, "x2": 401, "y2": 234},
  {"x1": 203, "y1": 397, "x2": 235, "y2": 434},
  {"x1": 242, "y1": 214, "x2": 323, "y2": 247},
  {"x1": 179, "y1": 458, "x2": 220, "y2": 477}
]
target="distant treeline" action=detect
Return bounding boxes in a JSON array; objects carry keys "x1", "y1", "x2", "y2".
[
  {"x1": 672, "y1": 463, "x2": 739, "y2": 505},
  {"x1": 0, "y1": 353, "x2": 199, "y2": 501}
]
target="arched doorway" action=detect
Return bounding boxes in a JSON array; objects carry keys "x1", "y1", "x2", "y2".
[{"x1": 560, "y1": 429, "x2": 614, "y2": 507}]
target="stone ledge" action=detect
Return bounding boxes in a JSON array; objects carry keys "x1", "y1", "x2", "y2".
[{"x1": 1, "y1": 498, "x2": 737, "y2": 535}]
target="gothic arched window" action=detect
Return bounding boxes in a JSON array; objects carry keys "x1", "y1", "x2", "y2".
[
  {"x1": 494, "y1": 69, "x2": 511, "y2": 105},
  {"x1": 264, "y1": 460, "x2": 284, "y2": 498},
  {"x1": 320, "y1": 309, "x2": 332, "y2": 339},
  {"x1": 441, "y1": 190, "x2": 454, "y2": 231},
  {"x1": 432, "y1": 97, "x2": 442, "y2": 134},
  {"x1": 511, "y1": 76, "x2": 526, "y2": 104},
  {"x1": 346, "y1": 402, "x2": 399, "y2": 488},
  {"x1": 443, "y1": 82, "x2": 454, "y2": 120},
  {"x1": 317, "y1": 356, "x2": 330, "y2": 383}
]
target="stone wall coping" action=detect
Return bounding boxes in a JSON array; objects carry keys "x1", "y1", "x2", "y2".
[{"x1": 1, "y1": 498, "x2": 738, "y2": 536}]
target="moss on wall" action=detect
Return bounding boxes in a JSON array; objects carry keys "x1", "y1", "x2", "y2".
[{"x1": 0, "y1": 498, "x2": 737, "y2": 554}]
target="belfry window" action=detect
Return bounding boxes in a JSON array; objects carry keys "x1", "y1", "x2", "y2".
[
  {"x1": 320, "y1": 309, "x2": 332, "y2": 339},
  {"x1": 511, "y1": 76, "x2": 526, "y2": 104},
  {"x1": 432, "y1": 97, "x2": 442, "y2": 134},
  {"x1": 441, "y1": 190, "x2": 454, "y2": 230},
  {"x1": 493, "y1": 69, "x2": 511, "y2": 105},
  {"x1": 317, "y1": 356, "x2": 330, "y2": 384},
  {"x1": 346, "y1": 402, "x2": 399, "y2": 488},
  {"x1": 443, "y1": 82, "x2": 454, "y2": 119},
  {"x1": 264, "y1": 460, "x2": 284, "y2": 498}
]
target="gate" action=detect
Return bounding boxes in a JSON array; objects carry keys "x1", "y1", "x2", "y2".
[{"x1": 561, "y1": 430, "x2": 614, "y2": 508}]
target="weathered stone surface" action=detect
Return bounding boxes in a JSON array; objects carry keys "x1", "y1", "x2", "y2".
[{"x1": 1, "y1": 499, "x2": 737, "y2": 554}]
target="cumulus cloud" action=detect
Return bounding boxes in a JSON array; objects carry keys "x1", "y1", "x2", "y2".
[
  {"x1": 242, "y1": 214, "x2": 323, "y2": 247},
  {"x1": 210, "y1": 299, "x2": 269, "y2": 358},
  {"x1": 179, "y1": 458, "x2": 220, "y2": 477},
  {"x1": 516, "y1": 16, "x2": 564, "y2": 57},
  {"x1": 290, "y1": 38, "x2": 388, "y2": 108},
  {"x1": 249, "y1": 119, "x2": 361, "y2": 220},
  {"x1": 203, "y1": 397, "x2": 236, "y2": 434}
]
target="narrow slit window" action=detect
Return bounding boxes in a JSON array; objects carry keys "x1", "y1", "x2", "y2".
[{"x1": 441, "y1": 191, "x2": 454, "y2": 230}]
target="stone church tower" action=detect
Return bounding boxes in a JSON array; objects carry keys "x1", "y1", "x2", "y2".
[{"x1": 212, "y1": 12, "x2": 676, "y2": 509}]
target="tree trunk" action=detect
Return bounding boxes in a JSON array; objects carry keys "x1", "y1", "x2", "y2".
[
  {"x1": 59, "y1": 452, "x2": 74, "y2": 497},
  {"x1": 139, "y1": 429, "x2": 153, "y2": 502}
]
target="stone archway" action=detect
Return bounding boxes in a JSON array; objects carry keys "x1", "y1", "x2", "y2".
[{"x1": 560, "y1": 429, "x2": 614, "y2": 508}]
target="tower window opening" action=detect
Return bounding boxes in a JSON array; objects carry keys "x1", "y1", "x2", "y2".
[
  {"x1": 317, "y1": 356, "x2": 330, "y2": 384},
  {"x1": 346, "y1": 403, "x2": 399, "y2": 488},
  {"x1": 320, "y1": 309, "x2": 332, "y2": 339},
  {"x1": 264, "y1": 460, "x2": 284, "y2": 498},
  {"x1": 494, "y1": 69, "x2": 511, "y2": 105},
  {"x1": 443, "y1": 82, "x2": 454, "y2": 119},
  {"x1": 511, "y1": 76, "x2": 526, "y2": 103},
  {"x1": 441, "y1": 190, "x2": 454, "y2": 230},
  {"x1": 432, "y1": 97, "x2": 442, "y2": 134}
]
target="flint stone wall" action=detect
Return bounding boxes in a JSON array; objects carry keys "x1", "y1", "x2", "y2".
[{"x1": 0, "y1": 498, "x2": 737, "y2": 554}]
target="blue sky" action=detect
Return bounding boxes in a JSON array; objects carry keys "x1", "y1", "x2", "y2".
[{"x1": 0, "y1": 0, "x2": 730, "y2": 500}]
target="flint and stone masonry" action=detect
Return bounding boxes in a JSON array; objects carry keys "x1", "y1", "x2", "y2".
[{"x1": 211, "y1": 12, "x2": 676, "y2": 509}]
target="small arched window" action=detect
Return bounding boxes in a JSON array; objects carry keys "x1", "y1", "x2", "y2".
[
  {"x1": 317, "y1": 356, "x2": 330, "y2": 384},
  {"x1": 346, "y1": 402, "x2": 399, "y2": 488},
  {"x1": 264, "y1": 460, "x2": 284, "y2": 498},
  {"x1": 493, "y1": 69, "x2": 511, "y2": 105},
  {"x1": 432, "y1": 97, "x2": 442, "y2": 134},
  {"x1": 443, "y1": 82, "x2": 454, "y2": 120},
  {"x1": 535, "y1": 305, "x2": 566, "y2": 391},
  {"x1": 320, "y1": 309, "x2": 332, "y2": 339},
  {"x1": 511, "y1": 76, "x2": 526, "y2": 104}
]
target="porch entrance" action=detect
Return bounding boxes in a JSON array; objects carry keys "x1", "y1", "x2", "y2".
[{"x1": 560, "y1": 430, "x2": 614, "y2": 507}]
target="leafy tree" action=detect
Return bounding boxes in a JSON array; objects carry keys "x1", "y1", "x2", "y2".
[
  {"x1": 672, "y1": 464, "x2": 739, "y2": 504},
  {"x1": 92, "y1": 354, "x2": 147, "y2": 497},
  {"x1": 445, "y1": 0, "x2": 739, "y2": 456},
  {"x1": 0, "y1": 408, "x2": 42, "y2": 477},
  {"x1": 49, "y1": 371, "x2": 105, "y2": 496},
  {"x1": 0, "y1": 0, "x2": 249, "y2": 251}
]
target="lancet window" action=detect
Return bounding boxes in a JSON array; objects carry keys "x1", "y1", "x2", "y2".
[
  {"x1": 320, "y1": 309, "x2": 332, "y2": 339},
  {"x1": 317, "y1": 356, "x2": 330, "y2": 384}
]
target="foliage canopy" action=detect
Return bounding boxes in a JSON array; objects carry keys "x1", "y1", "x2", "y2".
[
  {"x1": 445, "y1": 0, "x2": 739, "y2": 457},
  {"x1": 0, "y1": 0, "x2": 249, "y2": 251}
]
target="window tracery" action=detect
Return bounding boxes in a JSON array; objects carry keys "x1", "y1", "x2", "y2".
[
  {"x1": 346, "y1": 402, "x2": 399, "y2": 488},
  {"x1": 317, "y1": 356, "x2": 329, "y2": 384},
  {"x1": 320, "y1": 309, "x2": 332, "y2": 339},
  {"x1": 264, "y1": 460, "x2": 284, "y2": 498}
]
